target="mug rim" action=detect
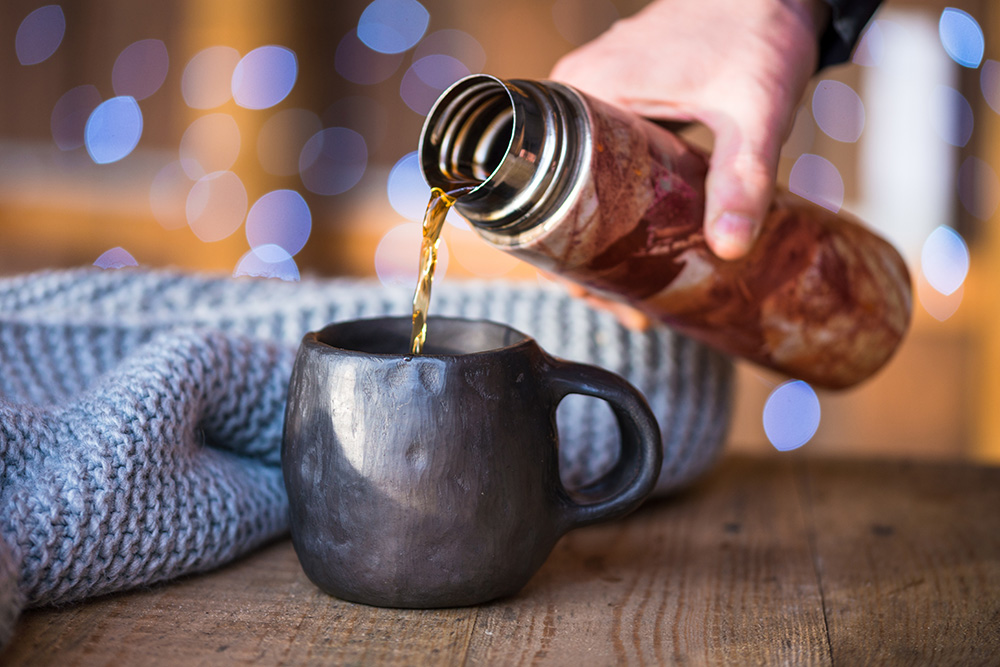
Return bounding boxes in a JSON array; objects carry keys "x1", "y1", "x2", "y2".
[{"x1": 304, "y1": 315, "x2": 534, "y2": 359}]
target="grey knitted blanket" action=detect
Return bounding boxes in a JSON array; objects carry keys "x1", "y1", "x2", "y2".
[{"x1": 0, "y1": 267, "x2": 732, "y2": 644}]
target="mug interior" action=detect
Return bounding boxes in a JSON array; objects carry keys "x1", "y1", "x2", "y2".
[{"x1": 315, "y1": 316, "x2": 527, "y2": 356}]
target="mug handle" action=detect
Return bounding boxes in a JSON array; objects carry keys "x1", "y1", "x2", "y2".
[{"x1": 545, "y1": 358, "x2": 663, "y2": 531}]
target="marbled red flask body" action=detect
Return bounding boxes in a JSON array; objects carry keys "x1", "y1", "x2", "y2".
[{"x1": 421, "y1": 77, "x2": 912, "y2": 390}]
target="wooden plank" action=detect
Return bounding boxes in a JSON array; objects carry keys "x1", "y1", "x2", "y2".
[
  {"x1": 464, "y1": 456, "x2": 831, "y2": 665},
  {"x1": 2, "y1": 540, "x2": 479, "y2": 666},
  {"x1": 800, "y1": 458, "x2": 1000, "y2": 665},
  {"x1": 7, "y1": 456, "x2": 998, "y2": 665}
]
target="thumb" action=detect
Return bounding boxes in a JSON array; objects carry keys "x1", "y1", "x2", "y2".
[{"x1": 701, "y1": 117, "x2": 781, "y2": 260}]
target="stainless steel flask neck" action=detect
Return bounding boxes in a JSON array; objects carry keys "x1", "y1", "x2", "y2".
[{"x1": 418, "y1": 75, "x2": 587, "y2": 234}]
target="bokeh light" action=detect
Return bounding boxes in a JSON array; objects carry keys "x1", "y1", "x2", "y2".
[
  {"x1": 811, "y1": 80, "x2": 865, "y2": 143},
  {"x1": 182, "y1": 46, "x2": 241, "y2": 109},
  {"x1": 413, "y1": 29, "x2": 486, "y2": 74},
  {"x1": 917, "y1": 272, "x2": 963, "y2": 322},
  {"x1": 957, "y1": 155, "x2": 1000, "y2": 221},
  {"x1": 853, "y1": 20, "x2": 885, "y2": 67},
  {"x1": 257, "y1": 108, "x2": 322, "y2": 177},
  {"x1": 112, "y1": 39, "x2": 169, "y2": 101},
  {"x1": 788, "y1": 154, "x2": 844, "y2": 212},
  {"x1": 938, "y1": 8, "x2": 984, "y2": 69},
  {"x1": 51, "y1": 85, "x2": 101, "y2": 151},
  {"x1": 323, "y1": 96, "x2": 388, "y2": 152},
  {"x1": 357, "y1": 0, "x2": 429, "y2": 54},
  {"x1": 149, "y1": 161, "x2": 193, "y2": 230},
  {"x1": 762, "y1": 380, "x2": 821, "y2": 452},
  {"x1": 16, "y1": 5, "x2": 65, "y2": 66},
  {"x1": 551, "y1": 0, "x2": 619, "y2": 46},
  {"x1": 85, "y1": 96, "x2": 143, "y2": 164},
  {"x1": 931, "y1": 84, "x2": 974, "y2": 147},
  {"x1": 232, "y1": 45, "x2": 297, "y2": 110},
  {"x1": 299, "y1": 127, "x2": 368, "y2": 196},
  {"x1": 921, "y1": 225, "x2": 970, "y2": 296},
  {"x1": 388, "y1": 152, "x2": 430, "y2": 221},
  {"x1": 334, "y1": 29, "x2": 404, "y2": 85},
  {"x1": 245, "y1": 189, "x2": 312, "y2": 257},
  {"x1": 374, "y1": 222, "x2": 448, "y2": 287},
  {"x1": 400, "y1": 54, "x2": 470, "y2": 115},
  {"x1": 387, "y1": 152, "x2": 464, "y2": 227},
  {"x1": 980, "y1": 59, "x2": 1000, "y2": 115},
  {"x1": 234, "y1": 245, "x2": 300, "y2": 281},
  {"x1": 186, "y1": 171, "x2": 247, "y2": 242},
  {"x1": 179, "y1": 113, "x2": 241, "y2": 179},
  {"x1": 94, "y1": 247, "x2": 139, "y2": 270}
]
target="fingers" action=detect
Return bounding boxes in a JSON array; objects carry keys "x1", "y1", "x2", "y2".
[{"x1": 701, "y1": 113, "x2": 781, "y2": 260}]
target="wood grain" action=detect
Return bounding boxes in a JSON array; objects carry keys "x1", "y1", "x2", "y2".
[{"x1": 2, "y1": 455, "x2": 997, "y2": 666}]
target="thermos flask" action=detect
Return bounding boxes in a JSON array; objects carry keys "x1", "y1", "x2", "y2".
[{"x1": 418, "y1": 75, "x2": 912, "y2": 389}]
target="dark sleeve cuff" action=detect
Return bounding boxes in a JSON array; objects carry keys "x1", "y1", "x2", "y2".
[{"x1": 816, "y1": 0, "x2": 884, "y2": 69}]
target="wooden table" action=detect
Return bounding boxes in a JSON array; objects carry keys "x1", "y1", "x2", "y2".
[{"x1": 3, "y1": 454, "x2": 999, "y2": 665}]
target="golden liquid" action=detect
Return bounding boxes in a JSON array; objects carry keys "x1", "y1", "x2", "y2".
[{"x1": 409, "y1": 187, "x2": 467, "y2": 354}]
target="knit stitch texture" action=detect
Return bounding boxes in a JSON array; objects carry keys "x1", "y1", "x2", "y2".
[{"x1": 0, "y1": 267, "x2": 733, "y2": 645}]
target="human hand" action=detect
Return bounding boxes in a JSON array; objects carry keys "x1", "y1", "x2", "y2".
[{"x1": 550, "y1": 0, "x2": 829, "y2": 260}]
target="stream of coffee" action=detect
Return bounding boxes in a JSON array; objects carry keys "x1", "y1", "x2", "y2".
[{"x1": 409, "y1": 186, "x2": 474, "y2": 354}]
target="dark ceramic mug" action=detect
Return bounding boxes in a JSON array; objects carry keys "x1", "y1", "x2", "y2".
[{"x1": 281, "y1": 316, "x2": 662, "y2": 608}]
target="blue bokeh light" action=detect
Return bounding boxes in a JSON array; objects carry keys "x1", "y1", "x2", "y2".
[
  {"x1": 16, "y1": 5, "x2": 66, "y2": 66},
  {"x1": 762, "y1": 380, "x2": 821, "y2": 452},
  {"x1": 85, "y1": 96, "x2": 143, "y2": 164},
  {"x1": 299, "y1": 127, "x2": 368, "y2": 196},
  {"x1": 921, "y1": 225, "x2": 970, "y2": 296},
  {"x1": 51, "y1": 85, "x2": 101, "y2": 151},
  {"x1": 939, "y1": 8, "x2": 984, "y2": 69},
  {"x1": 788, "y1": 154, "x2": 844, "y2": 212},
  {"x1": 94, "y1": 247, "x2": 139, "y2": 270},
  {"x1": 113, "y1": 39, "x2": 169, "y2": 101},
  {"x1": 232, "y1": 45, "x2": 298, "y2": 110},
  {"x1": 245, "y1": 189, "x2": 312, "y2": 257},
  {"x1": 234, "y1": 245, "x2": 301, "y2": 281},
  {"x1": 387, "y1": 152, "x2": 427, "y2": 221},
  {"x1": 357, "y1": 0, "x2": 429, "y2": 54}
]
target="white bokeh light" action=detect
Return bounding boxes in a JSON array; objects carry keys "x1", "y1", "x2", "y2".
[
  {"x1": 762, "y1": 380, "x2": 821, "y2": 452},
  {"x1": 811, "y1": 80, "x2": 865, "y2": 143},
  {"x1": 374, "y1": 223, "x2": 448, "y2": 287},
  {"x1": 245, "y1": 189, "x2": 312, "y2": 257},
  {"x1": 921, "y1": 225, "x2": 970, "y2": 296},
  {"x1": 183, "y1": 46, "x2": 241, "y2": 109},
  {"x1": 232, "y1": 45, "x2": 298, "y2": 110},
  {"x1": 186, "y1": 171, "x2": 248, "y2": 242},
  {"x1": 789, "y1": 154, "x2": 844, "y2": 212}
]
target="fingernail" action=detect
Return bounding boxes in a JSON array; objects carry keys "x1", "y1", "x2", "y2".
[{"x1": 711, "y1": 213, "x2": 756, "y2": 259}]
